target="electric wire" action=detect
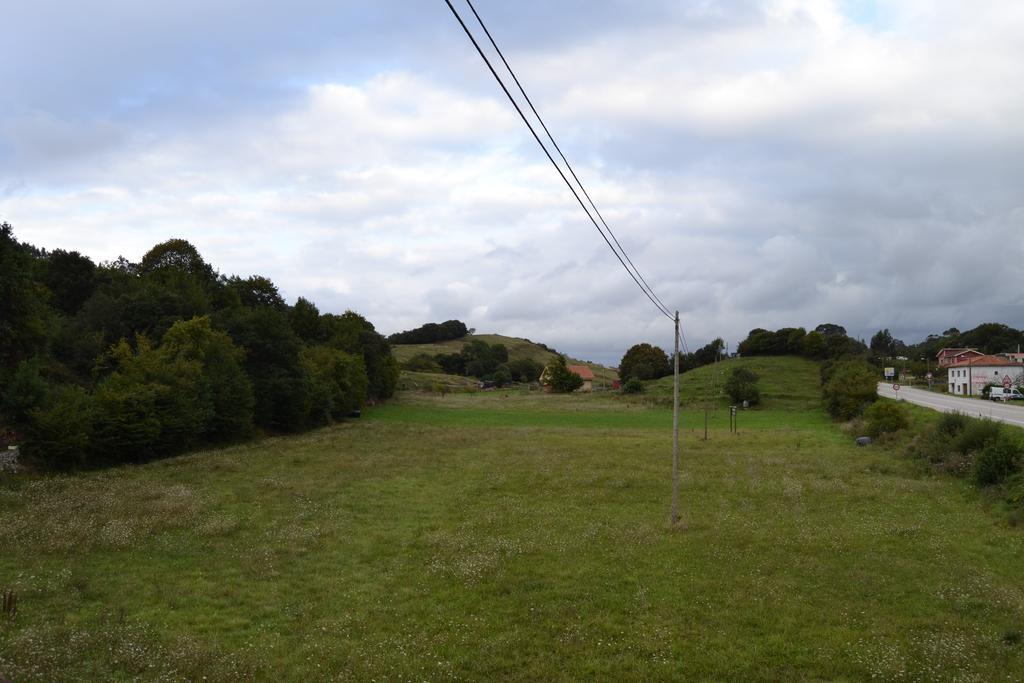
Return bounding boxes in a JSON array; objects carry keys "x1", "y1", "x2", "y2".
[
  {"x1": 442, "y1": 0, "x2": 674, "y2": 321},
  {"x1": 461, "y1": 0, "x2": 673, "y2": 319}
]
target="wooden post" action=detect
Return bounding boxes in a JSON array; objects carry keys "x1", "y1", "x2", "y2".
[{"x1": 671, "y1": 311, "x2": 681, "y2": 524}]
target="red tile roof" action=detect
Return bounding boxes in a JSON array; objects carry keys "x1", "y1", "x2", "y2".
[
  {"x1": 946, "y1": 355, "x2": 1023, "y2": 368},
  {"x1": 567, "y1": 365, "x2": 595, "y2": 380}
]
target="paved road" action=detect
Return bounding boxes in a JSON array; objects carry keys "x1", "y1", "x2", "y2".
[{"x1": 877, "y1": 383, "x2": 1024, "y2": 428}]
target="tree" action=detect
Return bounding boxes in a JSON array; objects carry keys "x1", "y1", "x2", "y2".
[
  {"x1": 543, "y1": 355, "x2": 583, "y2": 393},
  {"x1": 725, "y1": 367, "x2": 760, "y2": 405},
  {"x1": 870, "y1": 329, "x2": 896, "y2": 357},
  {"x1": 138, "y1": 238, "x2": 215, "y2": 284},
  {"x1": 300, "y1": 346, "x2": 368, "y2": 424},
  {"x1": 160, "y1": 316, "x2": 255, "y2": 442},
  {"x1": 0, "y1": 223, "x2": 48, "y2": 370},
  {"x1": 822, "y1": 360, "x2": 878, "y2": 419},
  {"x1": 289, "y1": 297, "x2": 322, "y2": 343},
  {"x1": 25, "y1": 386, "x2": 94, "y2": 470},
  {"x1": 225, "y1": 275, "x2": 286, "y2": 310},
  {"x1": 43, "y1": 249, "x2": 97, "y2": 315},
  {"x1": 619, "y1": 343, "x2": 671, "y2": 381}
]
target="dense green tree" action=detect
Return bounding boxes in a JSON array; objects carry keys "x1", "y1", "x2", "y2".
[
  {"x1": 215, "y1": 306, "x2": 311, "y2": 432},
  {"x1": 160, "y1": 317, "x2": 255, "y2": 442},
  {"x1": 138, "y1": 238, "x2": 216, "y2": 284},
  {"x1": 300, "y1": 346, "x2": 368, "y2": 425},
  {"x1": 725, "y1": 367, "x2": 760, "y2": 405},
  {"x1": 225, "y1": 275, "x2": 286, "y2": 310},
  {"x1": 0, "y1": 223, "x2": 48, "y2": 371},
  {"x1": 388, "y1": 320, "x2": 469, "y2": 344},
  {"x1": 543, "y1": 355, "x2": 584, "y2": 393},
  {"x1": 507, "y1": 358, "x2": 545, "y2": 383},
  {"x1": 289, "y1": 297, "x2": 323, "y2": 343},
  {"x1": 619, "y1": 343, "x2": 671, "y2": 381},
  {"x1": 1, "y1": 358, "x2": 49, "y2": 425},
  {"x1": 91, "y1": 337, "x2": 209, "y2": 462},
  {"x1": 822, "y1": 360, "x2": 878, "y2": 419},
  {"x1": 25, "y1": 386, "x2": 94, "y2": 469},
  {"x1": 42, "y1": 249, "x2": 97, "y2": 315}
]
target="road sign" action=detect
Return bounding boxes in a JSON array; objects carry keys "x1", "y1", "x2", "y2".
[
  {"x1": 1004, "y1": 375, "x2": 1013, "y2": 388},
  {"x1": 892, "y1": 384, "x2": 900, "y2": 392},
  {"x1": 926, "y1": 372, "x2": 933, "y2": 379},
  {"x1": 884, "y1": 367, "x2": 895, "y2": 378}
]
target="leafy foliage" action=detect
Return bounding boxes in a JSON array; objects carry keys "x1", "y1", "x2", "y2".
[
  {"x1": 621, "y1": 378, "x2": 644, "y2": 394},
  {"x1": 822, "y1": 360, "x2": 878, "y2": 419},
  {"x1": 863, "y1": 400, "x2": 909, "y2": 438},
  {"x1": 0, "y1": 224, "x2": 395, "y2": 469},
  {"x1": 542, "y1": 355, "x2": 584, "y2": 393},
  {"x1": 724, "y1": 367, "x2": 760, "y2": 405},
  {"x1": 619, "y1": 343, "x2": 671, "y2": 381},
  {"x1": 388, "y1": 320, "x2": 469, "y2": 345}
]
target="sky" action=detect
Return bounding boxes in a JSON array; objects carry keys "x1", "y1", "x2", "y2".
[{"x1": 2, "y1": 0, "x2": 1023, "y2": 365}]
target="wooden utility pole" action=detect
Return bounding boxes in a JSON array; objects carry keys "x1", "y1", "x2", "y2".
[{"x1": 671, "y1": 311, "x2": 681, "y2": 524}]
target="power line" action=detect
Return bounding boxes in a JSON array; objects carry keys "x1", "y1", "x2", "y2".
[
  {"x1": 461, "y1": 0, "x2": 673, "y2": 319},
  {"x1": 442, "y1": 0, "x2": 674, "y2": 321}
]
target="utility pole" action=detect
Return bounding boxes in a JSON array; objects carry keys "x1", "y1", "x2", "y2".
[{"x1": 671, "y1": 311, "x2": 681, "y2": 525}]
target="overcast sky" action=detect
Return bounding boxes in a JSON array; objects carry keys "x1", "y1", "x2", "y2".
[{"x1": 2, "y1": 1, "x2": 1023, "y2": 364}]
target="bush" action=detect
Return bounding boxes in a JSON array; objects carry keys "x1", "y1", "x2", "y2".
[
  {"x1": 725, "y1": 367, "x2": 760, "y2": 405},
  {"x1": 621, "y1": 378, "x2": 644, "y2": 394},
  {"x1": 936, "y1": 411, "x2": 968, "y2": 438},
  {"x1": 864, "y1": 400, "x2": 909, "y2": 438},
  {"x1": 25, "y1": 386, "x2": 94, "y2": 469},
  {"x1": 1, "y1": 358, "x2": 49, "y2": 425},
  {"x1": 543, "y1": 355, "x2": 584, "y2": 393},
  {"x1": 973, "y1": 435, "x2": 1022, "y2": 487},
  {"x1": 822, "y1": 360, "x2": 878, "y2": 419},
  {"x1": 402, "y1": 353, "x2": 441, "y2": 373},
  {"x1": 954, "y1": 419, "x2": 1002, "y2": 455}
]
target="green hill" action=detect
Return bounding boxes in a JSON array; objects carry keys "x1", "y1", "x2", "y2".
[
  {"x1": 391, "y1": 334, "x2": 618, "y2": 384},
  {"x1": 646, "y1": 355, "x2": 822, "y2": 411}
]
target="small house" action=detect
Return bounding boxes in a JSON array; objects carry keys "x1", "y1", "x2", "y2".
[{"x1": 539, "y1": 364, "x2": 595, "y2": 392}]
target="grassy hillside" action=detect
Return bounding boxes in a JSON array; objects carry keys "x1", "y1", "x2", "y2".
[
  {"x1": 391, "y1": 333, "x2": 618, "y2": 383},
  {"x1": 4, "y1": 390, "x2": 1024, "y2": 679},
  {"x1": 646, "y1": 355, "x2": 822, "y2": 410}
]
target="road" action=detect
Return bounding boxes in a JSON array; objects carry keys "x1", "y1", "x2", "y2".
[{"x1": 877, "y1": 383, "x2": 1024, "y2": 428}]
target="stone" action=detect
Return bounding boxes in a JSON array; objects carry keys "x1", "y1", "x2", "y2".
[
  {"x1": 0, "y1": 446, "x2": 20, "y2": 473},
  {"x1": 855, "y1": 436, "x2": 872, "y2": 447}
]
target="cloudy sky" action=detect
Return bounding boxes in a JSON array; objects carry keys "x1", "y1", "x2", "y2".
[{"x1": 3, "y1": 0, "x2": 1023, "y2": 364}]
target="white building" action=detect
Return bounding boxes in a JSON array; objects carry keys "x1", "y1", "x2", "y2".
[{"x1": 946, "y1": 355, "x2": 1024, "y2": 396}]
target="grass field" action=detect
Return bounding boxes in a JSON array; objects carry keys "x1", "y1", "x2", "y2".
[{"x1": 4, "y1": 370, "x2": 1024, "y2": 679}]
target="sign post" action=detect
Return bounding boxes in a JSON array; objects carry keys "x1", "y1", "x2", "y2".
[{"x1": 893, "y1": 383, "x2": 901, "y2": 399}]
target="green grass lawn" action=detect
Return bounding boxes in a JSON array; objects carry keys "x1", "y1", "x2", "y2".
[{"x1": 3, "y1": 386, "x2": 1024, "y2": 680}]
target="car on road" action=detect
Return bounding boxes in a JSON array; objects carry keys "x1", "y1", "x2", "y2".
[{"x1": 989, "y1": 387, "x2": 1024, "y2": 401}]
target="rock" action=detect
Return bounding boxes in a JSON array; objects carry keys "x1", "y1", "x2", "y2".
[{"x1": 855, "y1": 436, "x2": 872, "y2": 447}]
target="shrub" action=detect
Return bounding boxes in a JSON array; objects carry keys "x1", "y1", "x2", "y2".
[
  {"x1": 621, "y1": 378, "x2": 644, "y2": 394},
  {"x1": 403, "y1": 353, "x2": 441, "y2": 373},
  {"x1": 864, "y1": 400, "x2": 909, "y2": 438},
  {"x1": 543, "y1": 355, "x2": 583, "y2": 393},
  {"x1": 972, "y1": 435, "x2": 1022, "y2": 487},
  {"x1": 954, "y1": 419, "x2": 1002, "y2": 455},
  {"x1": 725, "y1": 367, "x2": 760, "y2": 405},
  {"x1": 822, "y1": 360, "x2": 878, "y2": 419},
  {"x1": 1, "y1": 358, "x2": 48, "y2": 426},
  {"x1": 935, "y1": 411, "x2": 968, "y2": 438},
  {"x1": 25, "y1": 386, "x2": 94, "y2": 469}
]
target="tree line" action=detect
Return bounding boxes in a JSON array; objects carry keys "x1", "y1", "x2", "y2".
[
  {"x1": 0, "y1": 224, "x2": 398, "y2": 469},
  {"x1": 402, "y1": 339, "x2": 546, "y2": 387},
  {"x1": 387, "y1": 320, "x2": 469, "y2": 345}
]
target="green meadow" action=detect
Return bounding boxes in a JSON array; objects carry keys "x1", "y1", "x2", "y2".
[{"x1": 3, "y1": 359, "x2": 1024, "y2": 680}]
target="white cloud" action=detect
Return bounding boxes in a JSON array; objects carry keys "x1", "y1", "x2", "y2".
[{"x1": 2, "y1": 1, "x2": 1023, "y2": 364}]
